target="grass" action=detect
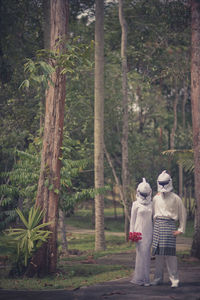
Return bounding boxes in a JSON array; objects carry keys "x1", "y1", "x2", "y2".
[
  {"x1": 0, "y1": 263, "x2": 132, "y2": 290},
  {"x1": 67, "y1": 234, "x2": 133, "y2": 257},
  {"x1": 0, "y1": 233, "x2": 133, "y2": 290},
  {"x1": 0, "y1": 207, "x2": 194, "y2": 291},
  {"x1": 67, "y1": 207, "x2": 125, "y2": 232},
  {"x1": 68, "y1": 207, "x2": 194, "y2": 237},
  {"x1": 183, "y1": 219, "x2": 194, "y2": 238}
]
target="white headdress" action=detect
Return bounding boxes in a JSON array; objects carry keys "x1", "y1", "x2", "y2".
[
  {"x1": 157, "y1": 170, "x2": 173, "y2": 193},
  {"x1": 136, "y1": 178, "x2": 152, "y2": 205}
]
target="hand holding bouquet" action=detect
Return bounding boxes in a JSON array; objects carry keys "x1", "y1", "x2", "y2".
[{"x1": 129, "y1": 232, "x2": 142, "y2": 242}]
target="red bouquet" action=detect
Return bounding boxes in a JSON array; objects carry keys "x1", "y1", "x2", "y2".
[{"x1": 129, "y1": 232, "x2": 142, "y2": 242}]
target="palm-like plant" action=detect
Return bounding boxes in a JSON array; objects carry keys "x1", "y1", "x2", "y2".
[
  {"x1": 162, "y1": 149, "x2": 194, "y2": 173},
  {"x1": 5, "y1": 206, "x2": 51, "y2": 266}
]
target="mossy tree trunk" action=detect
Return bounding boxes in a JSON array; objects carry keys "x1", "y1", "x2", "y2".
[{"x1": 27, "y1": 0, "x2": 69, "y2": 276}]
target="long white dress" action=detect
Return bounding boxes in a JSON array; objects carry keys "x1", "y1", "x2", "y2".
[{"x1": 129, "y1": 200, "x2": 153, "y2": 285}]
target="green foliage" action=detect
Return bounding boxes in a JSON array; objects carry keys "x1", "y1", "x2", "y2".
[
  {"x1": 0, "y1": 0, "x2": 194, "y2": 240},
  {"x1": 19, "y1": 59, "x2": 54, "y2": 91},
  {"x1": 162, "y1": 149, "x2": 194, "y2": 174},
  {"x1": 68, "y1": 207, "x2": 124, "y2": 232},
  {"x1": 19, "y1": 37, "x2": 94, "y2": 91},
  {"x1": 0, "y1": 134, "x2": 97, "y2": 229},
  {"x1": 0, "y1": 140, "x2": 40, "y2": 230},
  {"x1": 60, "y1": 135, "x2": 111, "y2": 214},
  {"x1": 102, "y1": 0, "x2": 192, "y2": 192},
  {"x1": 0, "y1": 0, "x2": 44, "y2": 183},
  {"x1": 5, "y1": 206, "x2": 51, "y2": 267}
]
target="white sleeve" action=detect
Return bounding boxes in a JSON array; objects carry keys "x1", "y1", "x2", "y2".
[
  {"x1": 129, "y1": 201, "x2": 138, "y2": 232},
  {"x1": 177, "y1": 197, "x2": 187, "y2": 233}
]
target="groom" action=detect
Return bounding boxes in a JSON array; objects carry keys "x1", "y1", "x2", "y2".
[{"x1": 151, "y1": 170, "x2": 187, "y2": 288}]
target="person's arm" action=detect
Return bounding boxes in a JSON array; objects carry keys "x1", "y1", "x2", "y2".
[
  {"x1": 129, "y1": 202, "x2": 137, "y2": 233},
  {"x1": 173, "y1": 196, "x2": 187, "y2": 236}
]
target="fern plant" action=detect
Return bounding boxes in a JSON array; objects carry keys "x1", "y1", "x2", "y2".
[{"x1": 162, "y1": 149, "x2": 194, "y2": 173}]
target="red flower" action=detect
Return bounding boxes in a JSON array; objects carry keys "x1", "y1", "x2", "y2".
[{"x1": 129, "y1": 232, "x2": 142, "y2": 242}]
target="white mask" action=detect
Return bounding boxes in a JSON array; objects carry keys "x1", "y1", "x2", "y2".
[
  {"x1": 136, "y1": 178, "x2": 152, "y2": 205},
  {"x1": 157, "y1": 170, "x2": 173, "y2": 193}
]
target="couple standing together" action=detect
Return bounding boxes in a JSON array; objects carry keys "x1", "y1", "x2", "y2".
[{"x1": 129, "y1": 170, "x2": 187, "y2": 288}]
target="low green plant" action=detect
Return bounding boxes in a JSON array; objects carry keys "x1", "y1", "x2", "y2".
[
  {"x1": 0, "y1": 233, "x2": 133, "y2": 290},
  {"x1": 4, "y1": 206, "x2": 51, "y2": 270}
]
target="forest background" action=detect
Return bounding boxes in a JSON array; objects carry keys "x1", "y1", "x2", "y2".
[{"x1": 0, "y1": 0, "x2": 197, "y2": 280}]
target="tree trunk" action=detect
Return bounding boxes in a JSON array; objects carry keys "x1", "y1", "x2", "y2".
[
  {"x1": 104, "y1": 144, "x2": 130, "y2": 221},
  {"x1": 111, "y1": 189, "x2": 117, "y2": 219},
  {"x1": 39, "y1": 0, "x2": 51, "y2": 137},
  {"x1": 182, "y1": 81, "x2": 188, "y2": 129},
  {"x1": 179, "y1": 163, "x2": 183, "y2": 198},
  {"x1": 58, "y1": 209, "x2": 68, "y2": 255},
  {"x1": 170, "y1": 88, "x2": 178, "y2": 150},
  {"x1": 189, "y1": 183, "x2": 193, "y2": 218},
  {"x1": 119, "y1": 0, "x2": 130, "y2": 242},
  {"x1": 190, "y1": 0, "x2": 200, "y2": 259},
  {"x1": 94, "y1": 0, "x2": 106, "y2": 251},
  {"x1": 27, "y1": 0, "x2": 69, "y2": 276}
]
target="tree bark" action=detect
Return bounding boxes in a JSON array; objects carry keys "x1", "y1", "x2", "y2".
[
  {"x1": 59, "y1": 209, "x2": 68, "y2": 255},
  {"x1": 104, "y1": 144, "x2": 130, "y2": 220},
  {"x1": 182, "y1": 81, "x2": 188, "y2": 129},
  {"x1": 119, "y1": 0, "x2": 130, "y2": 242},
  {"x1": 179, "y1": 163, "x2": 183, "y2": 198},
  {"x1": 111, "y1": 189, "x2": 117, "y2": 219},
  {"x1": 170, "y1": 87, "x2": 178, "y2": 150},
  {"x1": 190, "y1": 0, "x2": 200, "y2": 259},
  {"x1": 28, "y1": 0, "x2": 69, "y2": 275},
  {"x1": 94, "y1": 0, "x2": 106, "y2": 251},
  {"x1": 39, "y1": 0, "x2": 51, "y2": 137}
]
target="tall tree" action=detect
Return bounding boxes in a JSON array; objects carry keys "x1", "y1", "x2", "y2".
[
  {"x1": 94, "y1": 0, "x2": 106, "y2": 251},
  {"x1": 190, "y1": 0, "x2": 200, "y2": 259},
  {"x1": 27, "y1": 0, "x2": 69, "y2": 276},
  {"x1": 119, "y1": 0, "x2": 130, "y2": 241}
]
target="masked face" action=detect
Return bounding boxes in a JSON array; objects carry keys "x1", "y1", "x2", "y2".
[
  {"x1": 157, "y1": 170, "x2": 173, "y2": 193},
  {"x1": 136, "y1": 178, "x2": 152, "y2": 204}
]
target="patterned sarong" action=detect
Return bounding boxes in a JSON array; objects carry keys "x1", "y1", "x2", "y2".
[{"x1": 152, "y1": 217, "x2": 176, "y2": 256}]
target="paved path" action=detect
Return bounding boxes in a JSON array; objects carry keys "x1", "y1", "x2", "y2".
[{"x1": 0, "y1": 235, "x2": 200, "y2": 300}]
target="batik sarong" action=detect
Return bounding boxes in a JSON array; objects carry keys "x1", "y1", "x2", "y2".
[{"x1": 152, "y1": 217, "x2": 176, "y2": 256}]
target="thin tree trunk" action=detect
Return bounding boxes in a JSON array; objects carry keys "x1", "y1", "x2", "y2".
[
  {"x1": 184, "y1": 186, "x2": 187, "y2": 210},
  {"x1": 179, "y1": 163, "x2": 183, "y2": 198},
  {"x1": 159, "y1": 127, "x2": 163, "y2": 153},
  {"x1": 170, "y1": 88, "x2": 178, "y2": 150},
  {"x1": 59, "y1": 209, "x2": 68, "y2": 255},
  {"x1": 189, "y1": 183, "x2": 192, "y2": 218},
  {"x1": 182, "y1": 81, "x2": 188, "y2": 129},
  {"x1": 119, "y1": 0, "x2": 130, "y2": 242},
  {"x1": 92, "y1": 199, "x2": 95, "y2": 227},
  {"x1": 27, "y1": 0, "x2": 69, "y2": 276},
  {"x1": 94, "y1": 0, "x2": 106, "y2": 251},
  {"x1": 190, "y1": 0, "x2": 200, "y2": 259},
  {"x1": 180, "y1": 82, "x2": 187, "y2": 204},
  {"x1": 111, "y1": 189, "x2": 117, "y2": 219},
  {"x1": 104, "y1": 144, "x2": 130, "y2": 221}
]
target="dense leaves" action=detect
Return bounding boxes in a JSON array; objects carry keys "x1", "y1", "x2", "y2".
[
  {"x1": 5, "y1": 206, "x2": 51, "y2": 267},
  {"x1": 0, "y1": 0, "x2": 193, "y2": 231}
]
